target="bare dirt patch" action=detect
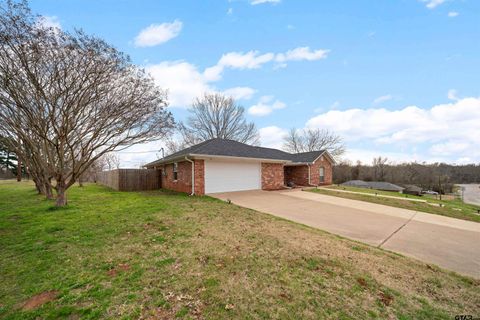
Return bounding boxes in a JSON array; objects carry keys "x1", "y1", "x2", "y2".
[
  {"x1": 107, "y1": 263, "x2": 131, "y2": 277},
  {"x1": 21, "y1": 290, "x2": 59, "y2": 310},
  {"x1": 378, "y1": 291, "x2": 394, "y2": 306}
]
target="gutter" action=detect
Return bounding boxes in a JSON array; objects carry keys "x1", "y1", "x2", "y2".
[
  {"x1": 308, "y1": 164, "x2": 311, "y2": 185},
  {"x1": 184, "y1": 156, "x2": 195, "y2": 196},
  {"x1": 146, "y1": 154, "x2": 292, "y2": 167}
]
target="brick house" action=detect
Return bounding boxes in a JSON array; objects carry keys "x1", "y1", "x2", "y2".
[{"x1": 144, "y1": 138, "x2": 334, "y2": 195}]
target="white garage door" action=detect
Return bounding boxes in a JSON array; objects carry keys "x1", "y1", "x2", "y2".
[{"x1": 204, "y1": 159, "x2": 261, "y2": 193}]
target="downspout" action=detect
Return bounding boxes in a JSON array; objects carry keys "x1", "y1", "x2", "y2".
[
  {"x1": 308, "y1": 164, "x2": 311, "y2": 186},
  {"x1": 185, "y1": 156, "x2": 195, "y2": 196}
]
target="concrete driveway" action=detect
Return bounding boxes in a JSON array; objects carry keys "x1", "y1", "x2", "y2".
[
  {"x1": 457, "y1": 184, "x2": 480, "y2": 206},
  {"x1": 211, "y1": 189, "x2": 480, "y2": 278}
]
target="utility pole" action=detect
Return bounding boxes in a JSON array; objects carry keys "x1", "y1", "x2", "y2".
[{"x1": 438, "y1": 175, "x2": 442, "y2": 201}]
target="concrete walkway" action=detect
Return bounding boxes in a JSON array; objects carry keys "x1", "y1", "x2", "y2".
[{"x1": 210, "y1": 189, "x2": 480, "y2": 278}]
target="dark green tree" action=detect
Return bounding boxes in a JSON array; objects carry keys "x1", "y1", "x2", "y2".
[{"x1": 0, "y1": 136, "x2": 18, "y2": 173}]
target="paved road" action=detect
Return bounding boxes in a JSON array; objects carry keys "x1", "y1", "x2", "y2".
[
  {"x1": 211, "y1": 189, "x2": 480, "y2": 278},
  {"x1": 457, "y1": 184, "x2": 480, "y2": 206}
]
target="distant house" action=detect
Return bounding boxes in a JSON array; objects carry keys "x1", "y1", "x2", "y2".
[
  {"x1": 367, "y1": 181, "x2": 404, "y2": 192},
  {"x1": 341, "y1": 180, "x2": 404, "y2": 192},
  {"x1": 144, "y1": 138, "x2": 335, "y2": 195},
  {"x1": 402, "y1": 184, "x2": 423, "y2": 196},
  {"x1": 340, "y1": 180, "x2": 371, "y2": 188}
]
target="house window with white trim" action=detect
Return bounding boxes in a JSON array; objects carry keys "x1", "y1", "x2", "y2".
[
  {"x1": 319, "y1": 167, "x2": 325, "y2": 183},
  {"x1": 173, "y1": 162, "x2": 178, "y2": 181}
]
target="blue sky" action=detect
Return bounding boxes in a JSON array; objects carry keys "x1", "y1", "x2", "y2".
[{"x1": 31, "y1": 0, "x2": 480, "y2": 167}]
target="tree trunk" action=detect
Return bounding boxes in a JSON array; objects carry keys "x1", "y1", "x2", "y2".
[
  {"x1": 45, "y1": 182, "x2": 54, "y2": 200},
  {"x1": 55, "y1": 179, "x2": 68, "y2": 206},
  {"x1": 17, "y1": 157, "x2": 21, "y2": 181},
  {"x1": 33, "y1": 178, "x2": 43, "y2": 194}
]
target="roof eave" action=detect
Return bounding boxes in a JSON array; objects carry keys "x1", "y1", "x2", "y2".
[
  {"x1": 190, "y1": 153, "x2": 291, "y2": 163},
  {"x1": 284, "y1": 162, "x2": 311, "y2": 166},
  {"x1": 144, "y1": 155, "x2": 188, "y2": 167},
  {"x1": 145, "y1": 153, "x2": 292, "y2": 167}
]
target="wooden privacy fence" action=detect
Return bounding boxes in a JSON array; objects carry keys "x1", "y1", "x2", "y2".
[{"x1": 96, "y1": 169, "x2": 161, "y2": 191}]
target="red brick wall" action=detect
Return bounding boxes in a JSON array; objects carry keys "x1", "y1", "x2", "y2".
[
  {"x1": 194, "y1": 160, "x2": 205, "y2": 195},
  {"x1": 284, "y1": 166, "x2": 309, "y2": 186},
  {"x1": 160, "y1": 161, "x2": 192, "y2": 193},
  {"x1": 261, "y1": 163, "x2": 284, "y2": 190},
  {"x1": 158, "y1": 159, "x2": 205, "y2": 195},
  {"x1": 309, "y1": 155, "x2": 333, "y2": 185}
]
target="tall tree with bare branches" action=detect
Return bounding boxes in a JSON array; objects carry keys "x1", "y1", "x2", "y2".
[
  {"x1": 372, "y1": 156, "x2": 389, "y2": 181},
  {"x1": 283, "y1": 128, "x2": 345, "y2": 158},
  {"x1": 177, "y1": 93, "x2": 259, "y2": 147},
  {"x1": 0, "y1": 0, "x2": 174, "y2": 205}
]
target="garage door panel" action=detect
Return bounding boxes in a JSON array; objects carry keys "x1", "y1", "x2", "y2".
[{"x1": 205, "y1": 160, "x2": 261, "y2": 193}]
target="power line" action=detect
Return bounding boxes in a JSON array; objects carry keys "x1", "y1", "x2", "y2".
[{"x1": 113, "y1": 150, "x2": 160, "y2": 154}]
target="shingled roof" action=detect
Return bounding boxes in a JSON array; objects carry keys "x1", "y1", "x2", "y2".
[{"x1": 145, "y1": 138, "x2": 330, "y2": 167}]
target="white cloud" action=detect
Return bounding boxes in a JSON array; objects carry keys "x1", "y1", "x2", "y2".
[
  {"x1": 314, "y1": 101, "x2": 340, "y2": 113},
  {"x1": 134, "y1": 20, "x2": 182, "y2": 47},
  {"x1": 204, "y1": 46, "x2": 329, "y2": 81},
  {"x1": 203, "y1": 65, "x2": 224, "y2": 82},
  {"x1": 259, "y1": 126, "x2": 288, "y2": 149},
  {"x1": 37, "y1": 16, "x2": 61, "y2": 30},
  {"x1": 306, "y1": 97, "x2": 480, "y2": 161},
  {"x1": 448, "y1": 11, "x2": 459, "y2": 17},
  {"x1": 275, "y1": 47, "x2": 329, "y2": 63},
  {"x1": 248, "y1": 96, "x2": 286, "y2": 116},
  {"x1": 218, "y1": 51, "x2": 275, "y2": 69},
  {"x1": 148, "y1": 46, "x2": 327, "y2": 108},
  {"x1": 447, "y1": 89, "x2": 459, "y2": 101},
  {"x1": 420, "y1": 0, "x2": 446, "y2": 9},
  {"x1": 203, "y1": 51, "x2": 274, "y2": 81},
  {"x1": 429, "y1": 141, "x2": 470, "y2": 156},
  {"x1": 223, "y1": 87, "x2": 257, "y2": 100},
  {"x1": 250, "y1": 0, "x2": 281, "y2": 5},
  {"x1": 146, "y1": 63, "x2": 257, "y2": 107},
  {"x1": 373, "y1": 94, "x2": 393, "y2": 105},
  {"x1": 146, "y1": 61, "x2": 211, "y2": 107}
]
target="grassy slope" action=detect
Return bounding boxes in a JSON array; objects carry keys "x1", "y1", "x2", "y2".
[
  {"x1": 313, "y1": 186, "x2": 480, "y2": 223},
  {"x1": 0, "y1": 181, "x2": 478, "y2": 319}
]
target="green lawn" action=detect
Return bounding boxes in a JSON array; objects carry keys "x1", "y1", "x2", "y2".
[
  {"x1": 324, "y1": 185, "x2": 429, "y2": 198},
  {"x1": 0, "y1": 181, "x2": 479, "y2": 319},
  {"x1": 312, "y1": 185, "x2": 480, "y2": 223}
]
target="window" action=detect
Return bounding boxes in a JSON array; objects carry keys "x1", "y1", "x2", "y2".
[
  {"x1": 173, "y1": 162, "x2": 178, "y2": 180},
  {"x1": 319, "y1": 167, "x2": 325, "y2": 183}
]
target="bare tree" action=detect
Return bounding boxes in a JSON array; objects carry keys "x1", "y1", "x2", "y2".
[
  {"x1": 372, "y1": 156, "x2": 389, "y2": 181},
  {"x1": 163, "y1": 136, "x2": 189, "y2": 155},
  {"x1": 178, "y1": 93, "x2": 259, "y2": 147},
  {"x1": 0, "y1": 1, "x2": 174, "y2": 205},
  {"x1": 103, "y1": 153, "x2": 121, "y2": 171},
  {"x1": 78, "y1": 154, "x2": 109, "y2": 186},
  {"x1": 283, "y1": 128, "x2": 345, "y2": 158}
]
